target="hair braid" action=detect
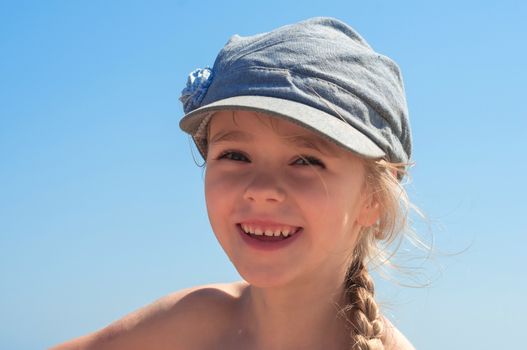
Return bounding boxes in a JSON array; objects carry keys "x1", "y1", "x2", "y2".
[{"x1": 343, "y1": 258, "x2": 384, "y2": 350}]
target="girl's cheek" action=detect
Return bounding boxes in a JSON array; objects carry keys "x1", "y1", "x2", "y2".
[
  {"x1": 286, "y1": 171, "x2": 330, "y2": 196},
  {"x1": 205, "y1": 168, "x2": 250, "y2": 200},
  {"x1": 205, "y1": 165, "x2": 335, "y2": 203}
]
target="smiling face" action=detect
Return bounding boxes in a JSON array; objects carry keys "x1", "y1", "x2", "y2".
[{"x1": 204, "y1": 110, "x2": 379, "y2": 289}]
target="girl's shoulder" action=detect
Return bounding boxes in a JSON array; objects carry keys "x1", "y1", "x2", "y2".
[
  {"x1": 381, "y1": 316, "x2": 416, "y2": 350},
  {"x1": 51, "y1": 281, "x2": 248, "y2": 350},
  {"x1": 51, "y1": 282, "x2": 415, "y2": 350}
]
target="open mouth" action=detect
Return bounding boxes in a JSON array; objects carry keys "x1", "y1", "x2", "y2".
[{"x1": 237, "y1": 223, "x2": 302, "y2": 242}]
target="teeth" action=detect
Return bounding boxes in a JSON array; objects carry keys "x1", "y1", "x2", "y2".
[{"x1": 240, "y1": 224, "x2": 298, "y2": 237}]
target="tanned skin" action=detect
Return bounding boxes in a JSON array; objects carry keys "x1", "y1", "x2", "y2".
[{"x1": 51, "y1": 282, "x2": 415, "y2": 350}]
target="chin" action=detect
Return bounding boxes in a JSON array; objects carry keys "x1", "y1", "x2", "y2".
[{"x1": 233, "y1": 263, "x2": 300, "y2": 289}]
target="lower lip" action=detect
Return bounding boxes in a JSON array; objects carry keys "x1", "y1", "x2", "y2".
[{"x1": 237, "y1": 225, "x2": 303, "y2": 252}]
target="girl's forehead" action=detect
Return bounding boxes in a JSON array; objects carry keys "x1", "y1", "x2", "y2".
[{"x1": 210, "y1": 110, "x2": 323, "y2": 139}]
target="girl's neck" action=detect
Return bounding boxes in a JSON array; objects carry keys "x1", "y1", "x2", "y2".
[{"x1": 237, "y1": 275, "x2": 350, "y2": 349}]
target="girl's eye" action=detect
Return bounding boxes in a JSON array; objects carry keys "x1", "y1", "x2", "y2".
[
  {"x1": 217, "y1": 151, "x2": 250, "y2": 162},
  {"x1": 292, "y1": 156, "x2": 326, "y2": 168}
]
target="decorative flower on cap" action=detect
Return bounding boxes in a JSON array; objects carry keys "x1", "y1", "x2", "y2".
[{"x1": 179, "y1": 67, "x2": 213, "y2": 114}]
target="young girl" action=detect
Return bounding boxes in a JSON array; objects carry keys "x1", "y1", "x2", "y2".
[{"x1": 53, "y1": 17, "x2": 416, "y2": 350}]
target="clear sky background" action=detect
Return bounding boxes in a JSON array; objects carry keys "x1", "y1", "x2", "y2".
[{"x1": 1, "y1": 1, "x2": 525, "y2": 349}]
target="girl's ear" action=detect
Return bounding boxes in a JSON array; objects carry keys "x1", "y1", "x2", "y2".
[{"x1": 357, "y1": 196, "x2": 381, "y2": 227}]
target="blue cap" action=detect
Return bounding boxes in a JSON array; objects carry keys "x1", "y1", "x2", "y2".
[{"x1": 179, "y1": 17, "x2": 412, "y2": 165}]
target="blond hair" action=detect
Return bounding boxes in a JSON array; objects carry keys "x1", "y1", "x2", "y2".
[{"x1": 340, "y1": 159, "x2": 415, "y2": 350}]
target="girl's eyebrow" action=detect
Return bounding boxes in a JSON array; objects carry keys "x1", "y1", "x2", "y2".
[
  {"x1": 209, "y1": 129, "x2": 337, "y2": 158},
  {"x1": 286, "y1": 135, "x2": 336, "y2": 157},
  {"x1": 209, "y1": 130, "x2": 252, "y2": 144}
]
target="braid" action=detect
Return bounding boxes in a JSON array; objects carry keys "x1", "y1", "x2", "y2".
[
  {"x1": 333, "y1": 159, "x2": 415, "y2": 349},
  {"x1": 342, "y1": 258, "x2": 384, "y2": 350}
]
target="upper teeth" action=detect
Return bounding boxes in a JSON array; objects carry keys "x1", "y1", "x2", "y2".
[{"x1": 241, "y1": 224, "x2": 297, "y2": 237}]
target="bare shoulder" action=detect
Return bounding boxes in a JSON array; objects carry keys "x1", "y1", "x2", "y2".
[
  {"x1": 50, "y1": 281, "x2": 248, "y2": 350},
  {"x1": 381, "y1": 316, "x2": 416, "y2": 350}
]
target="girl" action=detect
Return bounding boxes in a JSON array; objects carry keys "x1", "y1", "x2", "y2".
[{"x1": 53, "y1": 17, "x2": 416, "y2": 350}]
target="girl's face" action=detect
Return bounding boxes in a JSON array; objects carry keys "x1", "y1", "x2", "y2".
[{"x1": 204, "y1": 110, "x2": 378, "y2": 288}]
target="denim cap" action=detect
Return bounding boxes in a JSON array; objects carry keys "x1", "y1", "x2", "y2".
[{"x1": 179, "y1": 17, "x2": 412, "y2": 166}]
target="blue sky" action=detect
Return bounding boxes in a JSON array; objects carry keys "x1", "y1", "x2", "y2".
[{"x1": 1, "y1": 1, "x2": 525, "y2": 349}]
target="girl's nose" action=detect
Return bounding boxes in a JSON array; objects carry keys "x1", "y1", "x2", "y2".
[{"x1": 243, "y1": 172, "x2": 286, "y2": 203}]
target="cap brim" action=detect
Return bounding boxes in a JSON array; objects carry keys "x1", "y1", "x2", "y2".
[{"x1": 179, "y1": 95, "x2": 385, "y2": 159}]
